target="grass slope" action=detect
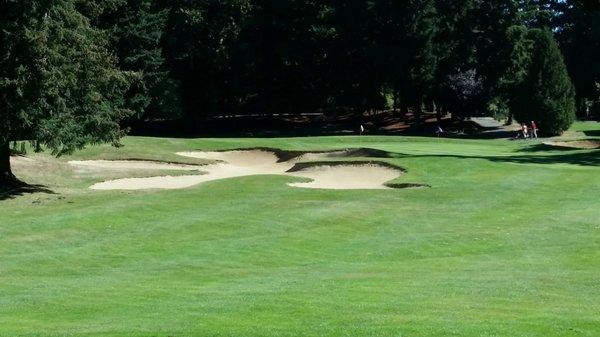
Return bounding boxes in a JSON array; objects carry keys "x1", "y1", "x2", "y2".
[{"x1": 1, "y1": 122, "x2": 599, "y2": 337}]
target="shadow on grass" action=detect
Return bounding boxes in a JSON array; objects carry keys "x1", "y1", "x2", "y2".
[
  {"x1": 584, "y1": 130, "x2": 600, "y2": 137},
  {"x1": 515, "y1": 143, "x2": 576, "y2": 152},
  {"x1": 296, "y1": 145, "x2": 600, "y2": 167},
  {"x1": 127, "y1": 112, "x2": 517, "y2": 139},
  {"x1": 388, "y1": 150, "x2": 600, "y2": 167},
  {"x1": 0, "y1": 179, "x2": 56, "y2": 201}
]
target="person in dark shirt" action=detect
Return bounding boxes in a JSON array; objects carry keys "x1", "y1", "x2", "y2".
[{"x1": 530, "y1": 121, "x2": 538, "y2": 139}]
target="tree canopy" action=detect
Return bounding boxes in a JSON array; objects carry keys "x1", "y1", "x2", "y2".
[
  {"x1": 1, "y1": 0, "x2": 599, "y2": 183},
  {"x1": 0, "y1": 0, "x2": 131, "y2": 183},
  {"x1": 508, "y1": 28, "x2": 576, "y2": 135}
]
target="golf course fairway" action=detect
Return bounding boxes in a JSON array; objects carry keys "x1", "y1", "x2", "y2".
[{"x1": 1, "y1": 122, "x2": 599, "y2": 337}]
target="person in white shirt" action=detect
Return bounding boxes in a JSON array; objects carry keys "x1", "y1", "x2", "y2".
[{"x1": 522, "y1": 124, "x2": 529, "y2": 139}]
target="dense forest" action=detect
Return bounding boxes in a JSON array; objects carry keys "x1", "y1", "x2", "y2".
[
  {"x1": 95, "y1": 0, "x2": 599, "y2": 123},
  {"x1": 1, "y1": 0, "x2": 600, "y2": 182}
]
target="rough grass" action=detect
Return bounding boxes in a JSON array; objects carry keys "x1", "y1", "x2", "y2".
[{"x1": 0, "y1": 122, "x2": 599, "y2": 337}]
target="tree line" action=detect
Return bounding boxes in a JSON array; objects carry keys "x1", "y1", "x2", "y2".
[{"x1": 1, "y1": 0, "x2": 599, "y2": 183}]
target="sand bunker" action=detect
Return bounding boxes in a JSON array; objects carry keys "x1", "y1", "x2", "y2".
[
  {"x1": 288, "y1": 164, "x2": 400, "y2": 190},
  {"x1": 544, "y1": 140, "x2": 600, "y2": 150},
  {"x1": 10, "y1": 156, "x2": 35, "y2": 167},
  {"x1": 291, "y1": 150, "x2": 382, "y2": 164},
  {"x1": 176, "y1": 150, "x2": 292, "y2": 174},
  {"x1": 69, "y1": 160, "x2": 204, "y2": 172},
  {"x1": 73, "y1": 149, "x2": 415, "y2": 191},
  {"x1": 10, "y1": 156, "x2": 35, "y2": 163},
  {"x1": 90, "y1": 175, "x2": 209, "y2": 190}
]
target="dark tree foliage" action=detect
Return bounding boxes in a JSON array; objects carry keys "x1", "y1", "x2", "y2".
[
  {"x1": 372, "y1": 0, "x2": 438, "y2": 118},
  {"x1": 446, "y1": 70, "x2": 487, "y2": 119},
  {"x1": 163, "y1": 0, "x2": 252, "y2": 120},
  {"x1": 468, "y1": 0, "x2": 521, "y2": 88},
  {"x1": 0, "y1": 0, "x2": 130, "y2": 183},
  {"x1": 322, "y1": 1, "x2": 386, "y2": 113},
  {"x1": 2, "y1": 0, "x2": 599, "y2": 164},
  {"x1": 554, "y1": 0, "x2": 600, "y2": 117},
  {"x1": 151, "y1": 0, "x2": 595, "y2": 123},
  {"x1": 497, "y1": 25, "x2": 534, "y2": 123},
  {"x1": 242, "y1": 0, "x2": 332, "y2": 115},
  {"x1": 511, "y1": 29, "x2": 576, "y2": 135},
  {"x1": 431, "y1": 0, "x2": 475, "y2": 116},
  {"x1": 109, "y1": 0, "x2": 182, "y2": 121}
]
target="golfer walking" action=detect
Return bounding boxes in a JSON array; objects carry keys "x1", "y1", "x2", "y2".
[{"x1": 530, "y1": 121, "x2": 538, "y2": 139}]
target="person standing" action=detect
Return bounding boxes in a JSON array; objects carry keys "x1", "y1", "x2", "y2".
[{"x1": 530, "y1": 121, "x2": 538, "y2": 139}]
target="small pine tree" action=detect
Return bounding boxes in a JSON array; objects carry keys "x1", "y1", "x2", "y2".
[{"x1": 512, "y1": 29, "x2": 576, "y2": 136}]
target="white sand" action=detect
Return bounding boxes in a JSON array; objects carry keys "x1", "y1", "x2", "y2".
[
  {"x1": 292, "y1": 150, "x2": 350, "y2": 162},
  {"x1": 79, "y1": 149, "x2": 403, "y2": 191},
  {"x1": 69, "y1": 160, "x2": 203, "y2": 172},
  {"x1": 288, "y1": 164, "x2": 400, "y2": 190},
  {"x1": 176, "y1": 150, "x2": 294, "y2": 173},
  {"x1": 177, "y1": 150, "x2": 282, "y2": 167},
  {"x1": 90, "y1": 175, "x2": 210, "y2": 190},
  {"x1": 10, "y1": 156, "x2": 35, "y2": 165}
]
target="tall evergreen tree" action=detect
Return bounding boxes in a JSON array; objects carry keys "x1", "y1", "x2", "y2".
[
  {"x1": 324, "y1": 1, "x2": 385, "y2": 113},
  {"x1": 555, "y1": 0, "x2": 600, "y2": 117},
  {"x1": 432, "y1": 0, "x2": 475, "y2": 116},
  {"x1": 373, "y1": 0, "x2": 438, "y2": 120},
  {"x1": 512, "y1": 29, "x2": 576, "y2": 135},
  {"x1": 470, "y1": 0, "x2": 521, "y2": 89},
  {"x1": 0, "y1": 0, "x2": 130, "y2": 184},
  {"x1": 497, "y1": 25, "x2": 534, "y2": 123},
  {"x1": 110, "y1": 0, "x2": 182, "y2": 121},
  {"x1": 163, "y1": 0, "x2": 252, "y2": 120},
  {"x1": 244, "y1": 0, "x2": 330, "y2": 115}
]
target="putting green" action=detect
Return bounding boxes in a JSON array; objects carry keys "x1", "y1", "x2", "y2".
[{"x1": 1, "y1": 122, "x2": 599, "y2": 337}]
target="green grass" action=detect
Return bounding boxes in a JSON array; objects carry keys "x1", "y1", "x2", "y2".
[{"x1": 1, "y1": 122, "x2": 599, "y2": 337}]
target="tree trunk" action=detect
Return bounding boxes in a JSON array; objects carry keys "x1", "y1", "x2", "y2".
[
  {"x1": 0, "y1": 140, "x2": 15, "y2": 184},
  {"x1": 413, "y1": 98, "x2": 423, "y2": 125},
  {"x1": 400, "y1": 101, "x2": 409, "y2": 121},
  {"x1": 506, "y1": 111, "x2": 514, "y2": 126}
]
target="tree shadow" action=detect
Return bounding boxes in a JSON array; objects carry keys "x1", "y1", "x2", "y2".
[
  {"x1": 387, "y1": 149, "x2": 600, "y2": 167},
  {"x1": 488, "y1": 151, "x2": 600, "y2": 166},
  {"x1": 445, "y1": 129, "x2": 517, "y2": 140},
  {"x1": 584, "y1": 130, "x2": 600, "y2": 137},
  {"x1": 127, "y1": 111, "x2": 517, "y2": 139},
  {"x1": 0, "y1": 180, "x2": 56, "y2": 201},
  {"x1": 515, "y1": 143, "x2": 576, "y2": 152},
  {"x1": 270, "y1": 145, "x2": 600, "y2": 167}
]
